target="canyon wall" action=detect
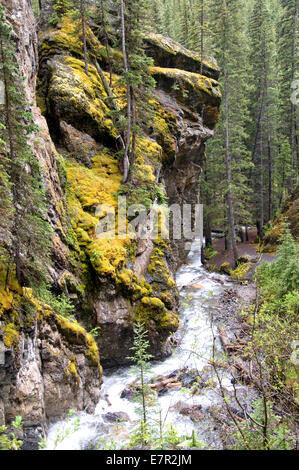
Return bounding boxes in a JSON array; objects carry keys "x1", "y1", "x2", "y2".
[{"x1": 0, "y1": 0, "x2": 220, "y2": 447}]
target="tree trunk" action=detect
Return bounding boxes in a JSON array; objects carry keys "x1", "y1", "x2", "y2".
[
  {"x1": 99, "y1": 0, "x2": 113, "y2": 86},
  {"x1": 224, "y1": 54, "x2": 238, "y2": 266},
  {"x1": 80, "y1": 0, "x2": 89, "y2": 76},
  {"x1": 200, "y1": 0, "x2": 204, "y2": 76},
  {"x1": 120, "y1": 0, "x2": 131, "y2": 183},
  {"x1": 245, "y1": 225, "x2": 249, "y2": 242},
  {"x1": 259, "y1": 122, "x2": 264, "y2": 237},
  {"x1": 94, "y1": 59, "x2": 120, "y2": 111},
  {"x1": 128, "y1": 89, "x2": 136, "y2": 181},
  {"x1": 290, "y1": 0, "x2": 297, "y2": 184},
  {"x1": 267, "y1": 117, "x2": 272, "y2": 222}
]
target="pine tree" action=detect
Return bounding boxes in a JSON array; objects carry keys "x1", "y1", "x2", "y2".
[
  {"x1": 277, "y1": 0, "x2": 298, "y2": 186},
  {"x1": 118, "y1": 0, "x2": 155, "y2": 183},
  {"x1": 206, "y1": 0, "x2": 253, "y2": 264},
  {"x1": 248, "y1": 0, "x2": 278, "y2": 233},
  {"x1": 128, "y1": 322, "x2": 154, "y2": 448},
  {"x1": 0, "y1": 5, "x2": 51, "y2": 287}
]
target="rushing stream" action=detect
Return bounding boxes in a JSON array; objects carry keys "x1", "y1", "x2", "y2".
[{"x1": 46, "y1": 240, "x2": 256, "y2": 450}]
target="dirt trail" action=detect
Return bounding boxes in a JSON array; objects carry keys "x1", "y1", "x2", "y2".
[{"x1": 206, "y1": 229, "x2": 276, "y2": 271}]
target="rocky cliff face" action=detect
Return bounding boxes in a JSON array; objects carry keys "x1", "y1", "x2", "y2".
[
  {"x1": 0, "y1": 0, "x2": 220, "y2": 444},
  {"x1": 0, "y1": 0, "x2": 102, "y2": 447}
]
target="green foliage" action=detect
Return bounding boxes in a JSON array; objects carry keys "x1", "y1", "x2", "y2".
[
  {"x1": 257, "y1": 224, "x2": 299, "y2": 297},
  {"x1": 88, "y1": 326, "x2": 101, "y2": 338},
  {"x1": 231, "y1": 398, "x2": 295, "y2": 450},
  {"x1": 204, "y1": 246, "x2": 218, "y2": 260},
  {"x1": 0, "y1": 416, "x2": 23, "y2": 450},
  {"x1": 250, "y1": 225, "x2": 299, "y2": 413},
  {"x1": 117, "y1": 182, "x2": 167, "y2": 209},
  {"x1": 49, "y1": 0, "x2": 72, "y2": 26},
  {"x1": 36, "y1": 285, "x2": 75, "y2": 320},
  {"x1": 127, "y1": 322, "x2": 154, "y2": 448},
  {"x1": 40, "y1": 409, "x2": 80, "y2": 450}
]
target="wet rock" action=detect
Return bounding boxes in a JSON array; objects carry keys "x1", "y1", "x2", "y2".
[
  {"x1": 103, "y1": 412, "x2": 130, "y2": 424},
  {"x1": 120, "y1": 387, "x2": 136, "y2": 400},
  {"x1": 173, "y1": 401, "x2": 204, "y2": 422},
  {"x1": 59, "y1": 121, "x2": 97, "y2": 168},
  {"x1": 230, "y1": 407, "x2": 248, "y2": 420},
  {"x1": 144, "y1": 33, "x2": 220, "y2": 80},
  {"x1": 177, "y1": 368, "x2": 201, "y2": 388}
]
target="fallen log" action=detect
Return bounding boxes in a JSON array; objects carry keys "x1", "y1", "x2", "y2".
[
  {"x1": 148, "y1": 376, "x2": 180, "y2": 390},
  {"x1": 218, "y1": 324, "x2": 231, "y2": 351},
  {"x1": 167, "y1": 382, "x2": 183, "y2": 389},
  {"x1": 232, "y1": 358, "x2": 261, "y2": 389},
  {"x1": 208, "y1": 360, "x2": 233, "y2": 370}
]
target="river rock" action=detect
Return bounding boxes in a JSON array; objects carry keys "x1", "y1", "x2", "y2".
[{"x1": 103, "y1": 412, "x2": 131, "y2": 424}]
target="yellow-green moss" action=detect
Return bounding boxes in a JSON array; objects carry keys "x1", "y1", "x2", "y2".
[
  {"x1": 3, "y1": 323, "x2": 19, "y2": 348},
  {"x1": 65, "y1": 151, "x2": 131, "y2": 278},
  {"x1": 66, "y1": 359, "x2": 79, "y2": 378},
  {"x1": 230, "y1": 262, "x2": 252, "y2": 280},
  {"x1": 151, "y1": 102, "x2": 176, "y2": 162},
  {"x1": 145, "y1": 33, "x2": 219, "y2": 74},
  {"x1": 150, "y1": 66, "x2": 221, "y2": 100},
  {"x1": 220, "y1": 262, "x2": 231, "y2": 275},
  {"x1": 134, "y1": 301, "x2": 179, "y2": 332},
  {"x1": 148, "y1": 247, "x2": 176, "y2": 289},
  {"x1": 0, "y1": 289, "x2": 14, "y2": 312},
  {"x1": 48, "y1": 56, "x2": 117, "y2": 139},
  {"x1": 141, "y1": 296, "x2": 165, "y2": 310},
  {"x1": 56, "y1": 315, "x2": 100, "y2": 368}
]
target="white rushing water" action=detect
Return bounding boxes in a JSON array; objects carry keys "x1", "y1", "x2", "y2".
[{"x1": 46, "y1": 240, "x2": 254, "y2": 450}]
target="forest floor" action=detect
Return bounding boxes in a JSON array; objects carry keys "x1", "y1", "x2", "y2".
[{"x1": 206, "y1": 229, "x2": 277, "y2": 274}]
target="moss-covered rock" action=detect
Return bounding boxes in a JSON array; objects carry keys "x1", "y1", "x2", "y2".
[
  {"x1": 0, "y1": 281, "x2": 102, "y2": 435},
  {"x1": 46, "y1": 56, "x2": 117, "y2": 145},
  {"x1": 144, "y1": 33, "x2": 220, "y2": 80},
  {"x1": 150, "y1": 66, "x2": 221, "y2": 129},
  {"x1": 262, "y1": 185, "x2": 299, "y2": 251}
]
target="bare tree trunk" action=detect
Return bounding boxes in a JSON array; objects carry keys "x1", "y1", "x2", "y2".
[
  {"x1": 99, "y1": 0, "x2": 113, "y2": 86},
  {"x1": 80, "y1": 0, "x2": 89, "y2": 76},
  {"x1": 224, "y1": 55, "x2": 238, "y2": 266},
  {"x1": 259, "y1": 122, "x2": 264, "y2": 237},
  {"x1": 94, "y1": 59, "x2": 120, "y2": 111},
  {"x1": 245, "y1": 225, "x2": 249, "y2": 242},
  {"x1": 128, "y1": 89, "x2": 136, "y2": 181},
  {"x1": 120, "y1": 0, "x2": 131, "y2": 183},
  {"x1": 200, "y1": 0, "x2": 204, "y2": 76},
  {"x1": 290, "y1": 0, "x2": 297, "y2": 184},
  {"x1": 267, "y1": 117, "x2": 272, "y2": 222}
]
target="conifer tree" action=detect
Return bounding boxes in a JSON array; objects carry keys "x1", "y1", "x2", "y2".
[
  {"x1": 0, "y1": 5, "x2": 51, "y2": 287},
  {"x1": 277, "y1": 0, "x2": 298, "y2": 185},
  {"x1": 118, "y1": 0, "x2": 155, "y2": 183},
  {"x1": 128, "y1": 322, "x2": 154, "y2": 448}
]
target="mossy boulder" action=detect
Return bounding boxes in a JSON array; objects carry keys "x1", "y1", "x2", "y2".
[
  {"x1": 263, "y1": 185, "x2": 299, "y2": 251},
  {"x1": 0, "y1": 283, "x2": 102, "y2": 438},
  {"x1": 46, "y1": 56, "x2": 117, "y2": 146},
  {"x1": 144, "y1": 33, "x2": 220, "y2": 80},
  {"x1": 150, "y1": 66, "x2": 221, "y2": 129}
]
